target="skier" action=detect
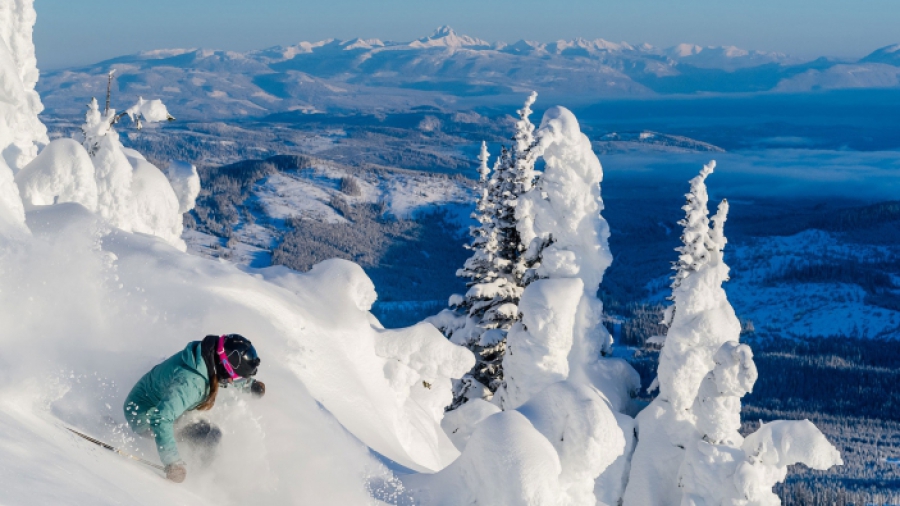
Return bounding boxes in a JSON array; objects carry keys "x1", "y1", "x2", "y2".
[{"x1": 123, "y1": 334, "x2": 265, "y2": 483}]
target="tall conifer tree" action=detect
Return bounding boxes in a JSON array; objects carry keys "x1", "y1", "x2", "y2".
[{"x1": 433, "y1": 93, "x2": 541, "y2": 409}]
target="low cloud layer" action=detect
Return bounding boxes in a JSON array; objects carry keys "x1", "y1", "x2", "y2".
[{"x1": 603, "y1": 149, "x2": 900, "y2": 201}]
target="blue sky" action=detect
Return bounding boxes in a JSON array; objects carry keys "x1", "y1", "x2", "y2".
[{"x1": 35, "y1": 0, "x2": 899, "y2": 69}]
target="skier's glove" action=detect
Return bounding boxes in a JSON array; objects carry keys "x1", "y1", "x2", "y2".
[
  {"x1": 251, "y1": 380, "x2": 266, "y2": 398},
  {"x1": 165, "y1": 462, "x2": 187, "y2": 483}
]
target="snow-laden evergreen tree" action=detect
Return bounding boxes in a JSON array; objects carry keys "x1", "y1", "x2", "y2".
[
  {"x1": 494, "y1": 105, "x2": 639, "y2": 506},
  {"x1": 0, "y1": 0, "x2": 48, "y2": 173},
  {"x1": 431, "y1": 94, "x2": 542, "y2": 409},
  {"x1": 430, "y1": 143, "x2": 520, "y2": 407},
  {"x1": 494, "y1": 91, "x2": 539, "y2": 285},
  {"x1": 429, "y1": 106, "x2": 638, "y2": 506},
  {"x1": 81, "y1": 96, "x2": 139, "y2": 230},
  {"x1": 0, "y1": 0, "x2": 47, "y2": 235},
  {"x1": 501, "y1": 105, "x2": 625, "y2": 408},
  {"x1": 456, "y1": 142, "x2": 500, "y2": 288},
  {"x1": 623, "y1": 162, "x2": 842, "y2": 506},
  {"x1": 79, "y1": 93, "x2": 188, "y2": 249}
]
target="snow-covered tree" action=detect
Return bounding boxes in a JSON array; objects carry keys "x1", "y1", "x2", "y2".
[
  {"x1": 493, "y1": 91, "x2": 539, "y2": 285},
  {"x1": 81, "y1": 96, "x2": 136, "y2": 229},
  {"x1": 655, "y1": 162, "x2": 734, "y2": 412},
  {"x1": 623, "y1": 162, "x2": 841, "y2": 506},
  {"x1": 431, "y1": 142, "x2": 520, "y2": 407},
  {"x1": 0, "y1": 0, "x2": 48, "y2": 173},
  {"x1": 487, "y1": 106, "x2": 639, "y2": 506},
  {"x1": 0, "y1": 0, "x2": 47, "y2": 235},
  {"x1": 432, "y1": 94, "x2": 541, "y2": 408},
  {"x1": 75, "y1": 87, "x2": 191, "y2": 250},
  {"x1": 500, "y1": 105, "x2": 625, "y2": 408},
  {"x1": 456, "y1": 142, "x2": 501, "y2": 289}
]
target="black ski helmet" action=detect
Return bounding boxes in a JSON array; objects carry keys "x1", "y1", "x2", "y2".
[{"x1": 216, "y1": 334, "x2": 261, "y2": 379}]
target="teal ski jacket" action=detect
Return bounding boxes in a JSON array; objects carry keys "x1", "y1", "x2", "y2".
[{"x1": 123, "y1": 341, "x2": 210, "y2": 466}]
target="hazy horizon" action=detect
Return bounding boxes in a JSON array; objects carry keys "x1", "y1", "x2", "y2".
[{"x1": 35, "y1": 0, "x2": 899, "y2": 70}]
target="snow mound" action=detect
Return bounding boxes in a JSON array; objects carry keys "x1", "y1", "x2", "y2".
[
  {"x1": 411, "y1": 380, "x2": 628, "y2": 506},
  {"x1": 440, "y1": 398, "x2": 500, "y2": 451},
  {"x1": 15, "y1": 138, "x2": 98, "y2": 211},
  {"x1": 124, "y1": 149, "x2": 186, "y2": 250},
  {"x1": 724, "y1": 421, "x2": 844, "y2": 506},
  {"x1": 502, "y1": 278, "x2": 583, "y2": 409},
  {"x1": 517, "y1": 381, "x2": 625, "y2": 506},
  {"x1": 253, "y1": 260, "x2": 471, "y2": 473},
  {"x1": 299, "y1": 257, "x2": 378, "y2": 311},
  {"x1": 404, "y1": 411, "x2": 564, "y2": 506},
  {"x1": 742, "y1": 420, "x2": 843, "y2": 470}
]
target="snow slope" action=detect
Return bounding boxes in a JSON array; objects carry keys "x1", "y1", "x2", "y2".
[{"x1": 0, "y1": 201, "x2": 474, "y2": 504}]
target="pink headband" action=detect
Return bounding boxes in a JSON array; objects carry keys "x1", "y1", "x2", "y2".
[{"x1": 217, "y1": 335, "x2": 242, "y2": 381}]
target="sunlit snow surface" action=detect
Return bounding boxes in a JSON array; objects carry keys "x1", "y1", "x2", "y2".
[{"x1": 0, "y1": 204, "x2": 472, "y2": 504}]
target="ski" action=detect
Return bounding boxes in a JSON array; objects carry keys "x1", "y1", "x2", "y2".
[{"x1": 65, "y1": 426, "x2": 165, "y2": 472}]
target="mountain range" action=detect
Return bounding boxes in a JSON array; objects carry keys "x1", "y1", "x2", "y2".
[{"x1": 38, "y1": 27, "x2": 900, "y2": 120}]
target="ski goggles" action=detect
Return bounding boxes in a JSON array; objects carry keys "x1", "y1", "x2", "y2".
[{"x1": 216, "y1": 335, "x2": 260, "y2": 380}]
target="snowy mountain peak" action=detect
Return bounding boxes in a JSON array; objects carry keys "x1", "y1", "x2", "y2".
[
  {"x1": 665, "y1": 43, "x2": 790, "y2": 69},
  {"x1": 265, "y1": 39, "x2": 336, "y2": 59},
  {"x1": 670, "y1": 43, "x2": 703, "y2": 57},
  {"x1": 341, "y1": 38, "x2": 385, "y2": 51},
  {"x1": 591, "y1": 38, "x2": 634, "y2": 52},
  {"x1": 861, "y1": 43, "x2": 900, "y2": 65},
  {"x1": 134, "y1": 48, "x2": 198, "y2": 60},
  {"x1": 433, "y1": 25, "x2": 454, "y2": 37},
  {"x1": 720, "y1": 45, "x2": 751, "y2": 57},
  {"x1": 668, "y1": 44, "x2": 753, "y2": 59},
  {"x1": 500, "y1": 39, "x2": 546, "y2": 55},
  {"x1": 409, "y1": 26, "x2": 491, "y2": 49}
]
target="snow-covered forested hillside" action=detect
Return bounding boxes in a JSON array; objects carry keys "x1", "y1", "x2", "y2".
[
  {"x1": 36, "y1": 26, "x2": 900, "y2": 121},
  {"x1": 182, "y1": 154, "x2": 472, "y2": 266}
]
